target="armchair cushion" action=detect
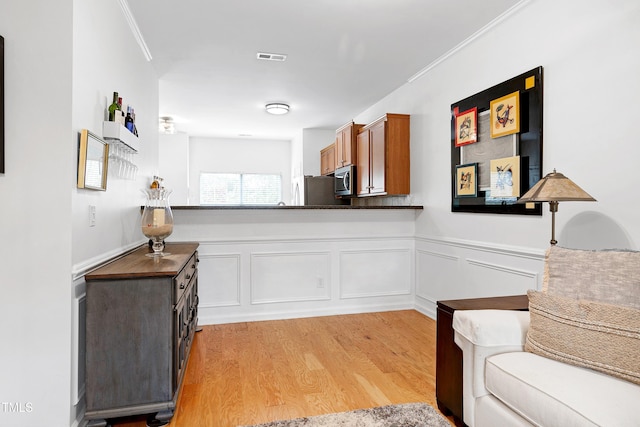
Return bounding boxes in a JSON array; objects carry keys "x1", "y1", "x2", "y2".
[
  {"x1": 486, "y1": 351, "x2": 640, "y2": 427},
  {"x1": 526, "y1": 289, "x2": 640, "y2": 385}
]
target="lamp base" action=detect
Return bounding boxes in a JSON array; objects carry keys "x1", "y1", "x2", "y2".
[{"x1": 549, "y1": 201, "x2": 558, "y2": 246}]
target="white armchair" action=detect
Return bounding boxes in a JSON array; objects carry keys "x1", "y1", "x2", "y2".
[
  {"x1": 453, "y1": 310, "x2": 529, "y2": 427},
  {"x1": 453, "y1": 308, "x2": 640, "y2": 427}
]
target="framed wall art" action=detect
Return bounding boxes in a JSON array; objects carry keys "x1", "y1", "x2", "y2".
[
  {"x1": 455, "y1": 163, "x2": 477, "y2": 197},
  {"x1": 77, "y1": 129, "x2": 109, "y2": 191},
  {"x1": 451, "y1": 67, "x2": 543, "y2": 215},
  {"x1": 490, "y1": 91, "x2": 520, "y2": 138},
  {"x1": 489, "y1": 156, "x2": 520, "y2": 198},
  {"x1": 455, "y1": 107, "x2": 477, "y2": 147}
]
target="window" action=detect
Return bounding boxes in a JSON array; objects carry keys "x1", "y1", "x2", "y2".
[{"x1": 200, "y1": 173, "x2": 282, "y2": 205}]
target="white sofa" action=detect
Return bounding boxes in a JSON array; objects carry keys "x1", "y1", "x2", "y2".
[
  {"x1": 453, "y1": 309, "x2": 640, "y2": 427},
  {"x1": 449, "y1": 246, "x2": 640, "y2": 427}
]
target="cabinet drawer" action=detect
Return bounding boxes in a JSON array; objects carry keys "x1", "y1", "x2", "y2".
[{"x1": 174, "y1": 252, "x2": 198, "y2": 303}]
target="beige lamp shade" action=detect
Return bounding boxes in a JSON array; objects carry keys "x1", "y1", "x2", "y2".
[
  {"x1": 518, "y1": 169, "x2": 596, "y2": 203},
  {"x1": 518, "y1": 169, "x2": 596, "y2": 245}
]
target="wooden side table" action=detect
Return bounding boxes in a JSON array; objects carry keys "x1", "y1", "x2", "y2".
[{"x1": 436, "y1": 295, "x2": 529, "y2": 427}]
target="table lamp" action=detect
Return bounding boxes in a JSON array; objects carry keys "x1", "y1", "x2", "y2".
[{"x1": 518, "y1": 169, "x2": 596, "y2": 245}]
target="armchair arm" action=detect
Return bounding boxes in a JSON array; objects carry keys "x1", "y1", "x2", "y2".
[{"x1": 452, "y1": 310, "x2": 530, "y2": 427}]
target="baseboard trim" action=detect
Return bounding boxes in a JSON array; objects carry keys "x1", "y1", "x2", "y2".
[{"x1": 197, "y1": 302, "x2": 417, "y2": 325}]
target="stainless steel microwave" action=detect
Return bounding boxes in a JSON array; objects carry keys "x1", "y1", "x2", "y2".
[{"x1": 334, "y1": 165, "x2": 356, "y2": 197}]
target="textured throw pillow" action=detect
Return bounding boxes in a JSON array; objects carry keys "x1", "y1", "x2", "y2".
[
  {"x1": 542, "y1": 246, "x2": 640, "y2": 310},
  {"x1": 526, "y1": 290, "x2": 640, "y2": 385}
]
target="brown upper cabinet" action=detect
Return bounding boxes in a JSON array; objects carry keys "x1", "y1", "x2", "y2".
[
  {"x1": 335, "y1": 121, "x2": 364, "y2": 169},
  {"x1": 320, "y1": 142, "x2": 336, "y2": 175},
  {"x1": 356, "y1": 114, "x2": 410, "y2": 197}
]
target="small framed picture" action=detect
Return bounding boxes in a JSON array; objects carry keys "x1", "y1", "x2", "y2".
[
  {"x1": 489, "y1": 155, "x2": 520, "y2": 197},
  {"x1": 455, "y1": 107, "x2": 478, "y2": 147},
  {"x1": 490, "y1": 91, "x2": 520, "y2": 138},
  {"x1": 455, "y1": 163, "x2": 477, "y2": 198}
]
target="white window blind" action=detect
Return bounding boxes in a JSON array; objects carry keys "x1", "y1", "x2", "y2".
[{"x1": 200, "y1": 173, "x2": 282, "y2": 205}]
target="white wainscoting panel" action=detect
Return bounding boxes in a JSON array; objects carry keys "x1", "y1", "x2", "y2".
[
  {"x1": 466, "y1": 258, "x2": 538, "y2": 296},
  {"x1": 251, "y1": 251, "x2": 332, "y2": 304},
  {"x1": 71, "y1": 278, "x2": 87, "y2": 409},
  {"x1": 414, "y1": 236, "x2": 545, "y2": 318},
  {"x1": 416, "y1": 249, "x2": 460, "y2": 305},
  {"x1": 197, "y1": 253, "x2": 241, "y2": 307},
  {"x1": 340, "y1": 248, "x2": 412, "y2": 298}
]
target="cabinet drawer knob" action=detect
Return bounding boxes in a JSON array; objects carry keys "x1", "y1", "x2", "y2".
[
  {"x1": 180, "y1": 282, "x2": 185, "y2": 289},
  {"x1": 186, "y1": 274, "x2": 191, "y2": 280}
]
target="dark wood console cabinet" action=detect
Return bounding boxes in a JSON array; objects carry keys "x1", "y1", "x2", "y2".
[
  {"x1": 84, "y1": 243, "x2": 199, "y2": 426},
  {"x1": 436, "y1": 294, "x2": 529, "y2": 427}
]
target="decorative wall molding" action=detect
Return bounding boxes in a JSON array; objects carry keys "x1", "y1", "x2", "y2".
[
  {"x1": 415, "y1": 248, "x2": 460, "y2": 305},
  {"x1": 416, "y1": 235, "x2": 545, "y2": 260},
  {"x1": 466, "y1": 258, "x2": 539, "y2": 280},
  {"x1": 339, "y1": 248, "x2": 412, "y2": 299},
  {"x1": 407, "y1": 0, "x2": 532, "y2": 82},
  {"x1": 250, "y1": 251, "x2": 332, "y2": 304},
  {"x1": 72, "y1": 292, "x2": 86, "y2": 405},
  {"x1": 197, "y1": 253, "x2": 241, "y2": 308},
  {"x1": 71, "y1": 239, "x2": 145, "y2": 281},
  {"x1": 416, "y1": 248, "x2": 460, "y2": 262},
  {"x1": 195, "y1": 234, "x2": 416, "y2": 247}
]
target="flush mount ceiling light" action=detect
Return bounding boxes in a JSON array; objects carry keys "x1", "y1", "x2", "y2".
[{"x1": 265, "y1": 103, "x2": 290, "y2": 115}]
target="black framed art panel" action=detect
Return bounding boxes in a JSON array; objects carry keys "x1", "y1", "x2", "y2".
[
  {"x1": 451, "y1": 67, "x2": 543, "y2": 215},
  {"x1": 1, "y1": 35, "x2": 4, "y2": 174}
]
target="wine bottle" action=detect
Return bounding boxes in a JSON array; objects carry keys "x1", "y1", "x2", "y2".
[
  {"x1": 107, "y1": 92, "x2": 119, "y2": 121},
  {"x1": 125, "y1": 106, "x2": 134, "y2": 133},
  {"x1": 131, "y1": 108, "x2": 138, "y2": 136},
  {"x1": 116, "y1": 97, "x2": 124, "y2": 124}
]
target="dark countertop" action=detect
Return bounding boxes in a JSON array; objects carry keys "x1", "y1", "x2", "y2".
[{"x1": 170, "y1": 205, "x2": 424, "y2": 210}]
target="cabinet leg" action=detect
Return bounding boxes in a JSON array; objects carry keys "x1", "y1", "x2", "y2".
[
  {"x1": 146, "y1": 410, "x2": 173, "y2": 427},
  {"x1": 86, "y1": 419, "x2": 108, "y2": 427}
]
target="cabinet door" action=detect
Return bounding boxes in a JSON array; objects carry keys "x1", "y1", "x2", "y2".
[
  {"x1": 356, "y1": 129, "x2": 371, "y2": 196},
  {"x1": 342, "y1": 128, "x2": 353, "y2": 166},
  {"x1": 369, "y1": 120, "x2": 386, "y2": 195},
  {"x1": 335, "y1": 131, "x2": 344, "y2": 169},
  {"x1": 320, "y1": 143, "x2": 335, "y2": 175}
]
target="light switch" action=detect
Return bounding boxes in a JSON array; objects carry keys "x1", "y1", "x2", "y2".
[{"x1": 89, "y1": 205, "x2": 96, "y2": 227}]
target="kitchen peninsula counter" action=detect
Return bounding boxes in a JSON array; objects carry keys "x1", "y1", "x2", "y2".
[
  {"x1": 168, "y1": 203, "x2": 420, "y2": 325},
  {"x1": 170, "y1": 205, "x2": 423, "y2": 210}
]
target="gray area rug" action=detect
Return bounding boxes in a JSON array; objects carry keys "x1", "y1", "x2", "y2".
[{"x1": 239, "y1": 402, "x2": 451, "y2": 427}]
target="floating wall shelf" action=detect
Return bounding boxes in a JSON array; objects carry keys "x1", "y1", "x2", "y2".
[{"x1": 102, "y1": 121, "x2": 139, "y2": 153}]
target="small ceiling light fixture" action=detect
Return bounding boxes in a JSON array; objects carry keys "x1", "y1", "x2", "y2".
[
  {"x1": 159, "y1": 116, "x2": 176, "y2": 134},
  {"x1": 265, "y1": 103, "x2": 290, "y2": 115}
]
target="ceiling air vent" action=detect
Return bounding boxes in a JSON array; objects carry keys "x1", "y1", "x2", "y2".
[{"x1": 256, "y1": 52, "x2": 287, "y2": 61}]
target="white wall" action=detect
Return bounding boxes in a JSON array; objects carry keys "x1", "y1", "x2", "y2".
[
  {"x1": 302, "y1": 128, "x2": 335, "y2": 176},
  {"x1": 159, "y1": 132, "x2": 190, "y2": 204},
  {"x1": 188, "y1": 136, "x2": 292, "y2": 205},
  {"x1": 70, "y1": 2, "x2": 158, "y2": 424},
  {"x1": 352, "y1": 0, "x2": 640, "y2": 307},
  {"x1": 72, "y1": 0, "x2": 159, "y2": 268},
  {"x1": 0, "y1": 0, "x2": 158, "y2": 426},
  {"x1": 0, "y1": 1, "x2": 74, "y2": 426}
]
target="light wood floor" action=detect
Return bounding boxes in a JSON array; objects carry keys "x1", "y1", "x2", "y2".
[{"x1": 110, "y1": 310, "x2": 453, "y2": 427}]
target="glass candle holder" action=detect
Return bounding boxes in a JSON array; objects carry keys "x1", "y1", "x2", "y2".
[{"x1": 141, "y1": 188, "x2": 174, "y2": 257}]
